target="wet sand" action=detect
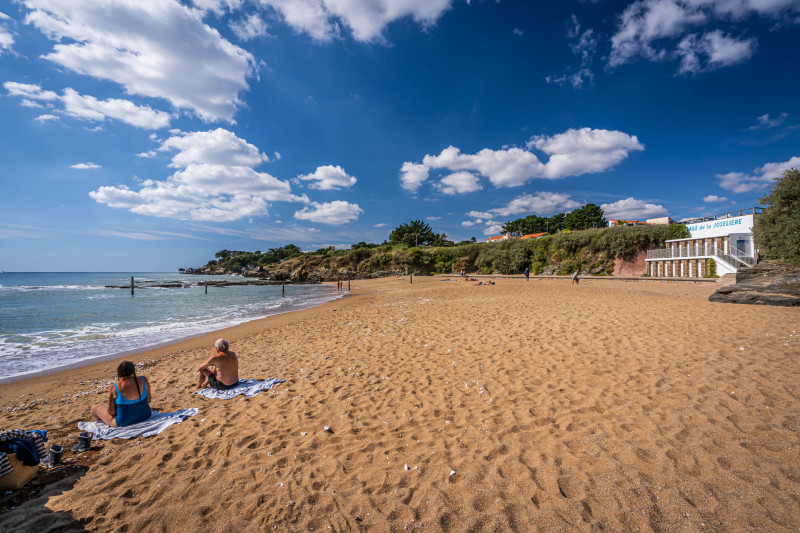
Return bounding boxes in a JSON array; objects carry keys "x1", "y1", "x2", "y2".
[{"x1": 1, "y1": 276, "x2": 799, "y2": 531}]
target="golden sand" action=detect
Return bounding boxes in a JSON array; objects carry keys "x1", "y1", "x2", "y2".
[{"x1": 1, "y1": 277, "x2": 799, "y2": 531}]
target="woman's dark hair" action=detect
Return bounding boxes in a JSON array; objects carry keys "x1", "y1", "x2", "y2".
[{"x1": 117, "y1": 360, "x2": 140, "y2": 397}]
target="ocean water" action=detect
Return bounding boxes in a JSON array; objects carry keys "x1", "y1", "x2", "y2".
[{"x1": 0, "y1": 272, "x2": 340, "y2": 381}]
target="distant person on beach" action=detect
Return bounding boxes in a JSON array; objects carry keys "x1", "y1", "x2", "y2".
[
  {"x1": 90, "y1": 361, "x2": 152, "y2": 427},
  {"x1": 572, "y1": 270, "x2": 580, "y2": 285},
  {"x1": 524, "y1": 267, "x2": 529, "y2": 281},
  {"x1": 196, "y1": 339, "x2": 239, "y2": 391}
]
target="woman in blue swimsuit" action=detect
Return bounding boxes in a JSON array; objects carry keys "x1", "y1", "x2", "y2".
[{"x1": 90, "y1": 361, "x2": 152, "y2": 427}]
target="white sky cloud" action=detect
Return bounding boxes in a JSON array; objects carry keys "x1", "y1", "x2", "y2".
[
  {"x1": 71, "y1": 162, "x2": 101, "y2": 169},
  {"x1": 61, "y1": 89, "x2": 172, "y2": 129},
  {"x1": 676, "y1": 31, "x2": 756, "y2": 74},
  {"x1": 5, "y1": 82, "x2": 171, "y2": 129},
  {"x1": 91, "y1": 129, "x2": 306, "y2": 222},
  {"x1": 437, "y1": 171, "x2": 482, "y2": 195},
  {"x1": 703, "y1": 194, "x2": 727, "y2": 202},
  {"x1": 230, "y1": 13, "x2": 270, "y2": 40},
  {"x1": 0, "y1": 12, "x2": 13, "y2": 55},
  {"x1": 294, "y1": 200, "x2": 363, "y2": 224},
  {"x1": 529, "y1": 128, "x2": 645, "y2": 179},
  {"x1": 608, "y1": 0, "x2": 797, "y2": 73},
  {"x1": 256, "y1": 0, "x2": 455, "y2": 42},
  {"x1": 399, "y1": 162, "x2": 430, "y2": 192},
  {"x1": 749, "y1": 112, "x2": 789, "y2": 130},
  {"x1": 601, "y1": 197, "x2": 668, "y2": 219},
  {"x1": 192, "y1": 0, "x2": 244, "y2": 16},
  {"x1": 34, "y1": 113, "x2": 59, "y2": 122},
  {"x1": 716, "y1": 156, "x2": 800, "y2": 193},
  {"x1": 159, "y1": 128, "x2": 268, "y2": 168},
  {"x1": 4, "y1": 82, "x2": 59, "y2": 101},
  {"x1": 461, "y1": 192, "x2": 582, "y2": 234},
  {"x1": 298, "y1": 165, "x2": 357, "y2": 190},
  {"x1": 489, "y1": 192, "x2": 582, "y2": 217},
  {"x1": 21, "y1": 0, "x2": 254, "y2": 122},
  {"x1": 403, "y1": 128, "x2": 643, "y2": 192}
]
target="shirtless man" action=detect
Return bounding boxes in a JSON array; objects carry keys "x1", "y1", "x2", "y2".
[{"x1": 196, "y1": 338, "x2": 240, "y2": 390}]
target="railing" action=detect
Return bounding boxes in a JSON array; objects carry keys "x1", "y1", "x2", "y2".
[
  {"x1": 681, "y1": 206, "x2": 764, "y2": 225},
  {"x1": 646, "y1": 245, "x2": 756, "y2": 268}
]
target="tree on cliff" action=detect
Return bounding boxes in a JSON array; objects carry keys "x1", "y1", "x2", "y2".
[
  {"x1": 563, "y1": 203, "x2": 607, "y2": 230},
  {"x1": 753, "y1": 168, "x2": 800, "y2": 266},
  {"x1": 389, "y1": 220, "x2": 448, "y2": 246}
]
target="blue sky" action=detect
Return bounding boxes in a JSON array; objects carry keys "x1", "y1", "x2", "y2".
[{"x1": 1, "y1": 0, "x2": 798, "y2": 271}]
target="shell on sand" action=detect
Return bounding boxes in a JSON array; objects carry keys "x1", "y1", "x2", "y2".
[{"x1": 1, "y1": 277, "x2": 799, "y2": 531}]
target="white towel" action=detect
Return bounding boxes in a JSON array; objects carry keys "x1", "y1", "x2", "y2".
[
  {"x1": 193, "y1": 378, "x2": 285, "y2": 399},
  {"x1": 78, "y1": 408, "x2": 198, "y2": 440}
]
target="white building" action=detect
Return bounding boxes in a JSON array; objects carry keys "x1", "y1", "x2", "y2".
[{"x1": 645, "y1": 208, "x2": 763, "y2": 278}]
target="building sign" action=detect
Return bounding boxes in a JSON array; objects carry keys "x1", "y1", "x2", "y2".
[{"x1": 685, "y1": 214, "x2": 753, "y2": 239}]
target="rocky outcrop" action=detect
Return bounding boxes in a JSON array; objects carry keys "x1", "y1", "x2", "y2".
[{"x1": 709, "y1": 261, "x2": 800, "y2": 306}]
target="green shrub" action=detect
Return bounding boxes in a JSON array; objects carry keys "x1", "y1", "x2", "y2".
[
  {"x1": 479, "y1": 266, "x2": 492, "y2": 275},
  {"x1": 704, "y1": 258, "x2": 718, "y2": 278}
]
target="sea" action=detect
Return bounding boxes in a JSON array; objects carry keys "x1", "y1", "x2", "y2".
[{"x1": 0, "y1": 272, "x2": 341, "y2": 381}]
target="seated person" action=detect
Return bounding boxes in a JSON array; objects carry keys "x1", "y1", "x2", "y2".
[
  {"x1": 90, "y1": 361, "x2": 152, "y2": 427},
  {"x1": 196, "y1": 338, "x2": 240, "y2": 391}
]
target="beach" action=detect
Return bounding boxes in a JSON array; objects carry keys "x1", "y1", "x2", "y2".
[{"x1": 1, "y1": 276, "x2": 799, "y2": 531}]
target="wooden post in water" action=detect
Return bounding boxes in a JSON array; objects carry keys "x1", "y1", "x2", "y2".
[
  {"x1": 282, "y1": 284, "x2": 285, "y2": 297},
  {"x1": 205, "y1": 284, "x2": 208, "y2": 295},
  {"x1": 130, "y1": 276, "x2": 134, "y2": 296}
]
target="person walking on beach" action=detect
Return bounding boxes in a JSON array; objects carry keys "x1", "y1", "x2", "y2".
[
  {"x1": 572, "y1": 269, "x2": 580, "y2": 285},
  {"x1": 90, "y1": 361, "x2": 152, "y2": 427},
  {"x1": 196, "y1": 339, "x2": 239, "y2": 391},
  {"x1": 524, "y1": 267, "x2": 529, "y2": 281}
]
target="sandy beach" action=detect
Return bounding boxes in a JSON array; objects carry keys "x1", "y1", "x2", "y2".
[{"x1": 1, "y1": 276, "x2": 799, "y2": 531}]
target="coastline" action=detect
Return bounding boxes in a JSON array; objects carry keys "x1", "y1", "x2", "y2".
[
  {"x1": 0, "y1": 283, "x2": 356, "y2": 391},
  {"x1": 2, "y1": 277, "x2": 799, "y2": 531},
  {"x1": 0, "y1": 279, "x2": 344, "y2": 385}
]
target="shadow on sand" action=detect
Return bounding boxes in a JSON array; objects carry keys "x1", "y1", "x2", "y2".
[{"x1": 0, "y1": 464, "x2": 90, "y2": 532}]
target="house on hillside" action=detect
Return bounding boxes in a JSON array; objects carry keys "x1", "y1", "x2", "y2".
[
  {"x1": 486, "y1": 233, "x2": 511, "y2": 243},
  {"x1": 520, "y1": 233, "x2": 548, "y2": 240}
]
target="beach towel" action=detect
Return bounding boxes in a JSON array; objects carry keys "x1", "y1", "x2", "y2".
[
  {"x1": 77, "y1": 408, "x2": 198, "y2": 440},
  {"x1": 193, "y1": 378, "x2": 285, "y2": 400}
]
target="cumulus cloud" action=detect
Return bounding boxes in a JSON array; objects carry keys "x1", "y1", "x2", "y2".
[
  {"x1": 437, "y1": 171, "x2": 482, "y2": 195},
  {"x1": 489, "y1": 192, "x2": 582, "y2": 218},
  {"x1": 90, "y1": 129, "x2": 306, "y2": 221},
  {"x1": 34, "y1": 113, "x2": 59, "y2": 122},
  {"x1": 294, "y1": 200, "x2": 363, "y2": 224},
  {"x1": 600, "y1": 197, "x2": 668, "y2": 219},
  {"x1": 158, "y1": 128, "x2": 268, "y2": 167},
  {"x1": 528, "y1": 128, "x2": 645, "y2": 179},
  {"x1": 4, "y1": 82, "x2": 58, "y2": 101},
  {"x1": 399, "y1": 162, "x2": 430, "y2": 192},
  {"x1": 703, "y1": 194, "x2": 727, "y2": 202},
  {"x1": 21, "y1": 0, "x2": 254, "y2": 122},
  {"x1": 5, "y1": 82, "x2": 171, "y2": 129},
  {"x1": 256, "y1": 0, "x2": 455, "y2": 42},
  {"x1": 716, "y1": 156, "x2": 800, "y2": 193},
  {"x1": 608, "y1": 0, "x2": 798, "y2": 74},
  {"x1": 61, "y1": 89, "x2": 172, "y2": 129},
  {"x1": 402, "y1": 128, "x2": 643, "y2": 194},
  {"x1": 461, "y1": 192, "x2": 582, "y2": 235},
  {"x1": 298, "y1": 165, "x2": 357, "y2": 190},
  {"x1": 71, "y1": 162, "x2": 101, "y2": 169},
  {"x1": 230, "y1": 13, "x2": 270, "y2": 40}
]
